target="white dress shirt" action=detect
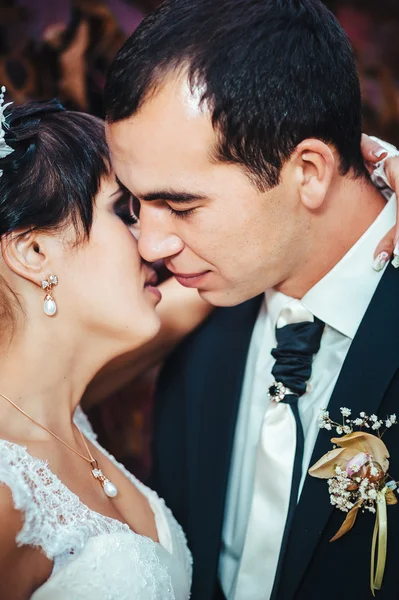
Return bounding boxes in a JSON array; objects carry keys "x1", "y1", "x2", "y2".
[{"x1": 219, "y1": 194, "x2": 396, "y2": 599}]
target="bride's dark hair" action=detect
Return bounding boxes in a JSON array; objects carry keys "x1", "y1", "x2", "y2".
[
  {"x1": 0, "y1": 99, "x2": 110, "y2": 327},
  {"x1": 0, "y1": 99, "x2": 110, "y2": 241}
]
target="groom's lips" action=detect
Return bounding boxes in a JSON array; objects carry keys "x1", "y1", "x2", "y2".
[{"x1": 171, "y1": 270, "x2": 210, "y2": 288}]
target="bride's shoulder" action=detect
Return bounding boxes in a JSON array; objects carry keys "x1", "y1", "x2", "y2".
[
  {"x1": 0, "y1": 479, "x2": 24, "y2": 554},
  {"x1": 0, "y1": 482, "x2": 27, "y2": 588},
  {"x1": 0, "y1": 480, "x2": 53, "y2": 598}
]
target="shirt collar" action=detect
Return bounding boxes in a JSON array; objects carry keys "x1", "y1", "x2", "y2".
[{"x1": 266, "y1": 194, "x2": 396, "y2": 340}]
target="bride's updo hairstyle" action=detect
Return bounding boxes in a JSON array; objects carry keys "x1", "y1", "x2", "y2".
[
  {"x1": 0, "y1": 99, "x2": 110, "y2": 239},
  {"x1": 0, "y1": 99, "x2": 110, "y2": 325}
]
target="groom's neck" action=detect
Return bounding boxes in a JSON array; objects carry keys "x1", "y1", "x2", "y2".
[{"x1": 276, "y1": 176, "x2": 387, "y2": 299}]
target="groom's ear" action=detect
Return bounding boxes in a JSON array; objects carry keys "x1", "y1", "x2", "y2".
[{"x1": 293, "y1": 139, "x2": 335, "y2": 210}]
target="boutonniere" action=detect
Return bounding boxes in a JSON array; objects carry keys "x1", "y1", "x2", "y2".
[{"x1": 309, "y1": 408, "x2": 398, "y2": 596}]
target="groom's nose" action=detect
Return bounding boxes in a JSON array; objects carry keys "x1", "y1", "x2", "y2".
[{"x1": 138, "y1": 217, "x2": 184, "y2": 262}]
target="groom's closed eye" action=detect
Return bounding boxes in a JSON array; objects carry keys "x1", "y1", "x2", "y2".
[
  {"x1": 114, "y1": 175, "x2": 208, "y2": 219},
  {"x1": 166, "y1": 205, "x2": 197, "y2": 219},
  {"x1": 140, "y1": 190, "x2": 208, "y2": 220}
]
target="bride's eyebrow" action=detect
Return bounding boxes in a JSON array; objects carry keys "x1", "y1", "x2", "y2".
[{"x1": 115, "y1": 175, "x2": 132, "y2": 195}]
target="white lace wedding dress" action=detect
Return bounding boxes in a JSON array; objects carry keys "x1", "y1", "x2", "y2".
[{"x1": 0, "y1": 406, "x2": 192, "y2": 599}]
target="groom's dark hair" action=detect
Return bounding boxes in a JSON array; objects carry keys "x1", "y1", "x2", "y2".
[{"x1": 105, "y1": 0, "x2": 367, "y2": 190}]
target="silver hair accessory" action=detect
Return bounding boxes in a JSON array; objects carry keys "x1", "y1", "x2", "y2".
[{"x1": 0, "y1": 86, "x2": 14, "y2": 178}]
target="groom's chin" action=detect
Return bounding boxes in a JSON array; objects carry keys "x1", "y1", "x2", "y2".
[{"x1": 198, "y1": 287, "x2": 260, "y2": 308}]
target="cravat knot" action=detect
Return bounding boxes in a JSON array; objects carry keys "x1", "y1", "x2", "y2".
[{"x1": 269, "y1": 300, "x2": 325, "y2": 400}]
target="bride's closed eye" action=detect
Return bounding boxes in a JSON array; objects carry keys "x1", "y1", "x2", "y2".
[{"x1": 114, "y1": 190, "x2": 139, "y2": 226}]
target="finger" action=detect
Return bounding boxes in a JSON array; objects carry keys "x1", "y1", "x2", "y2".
[
  {"x1": 384, "y1": 163, "x2": 399, "y2": 252},
  {"x1": 364, "y1": 160, "x2": 377, "y2": 176},
  {"x1": 373, "y1": 227, "x2": 393, "y2": 271},
  {"x1": 394, "y1": 184, "x2": 399, "y2": 258},
  {"x1": 361, "y1": 133, "x2": 388, "y2": 164}
]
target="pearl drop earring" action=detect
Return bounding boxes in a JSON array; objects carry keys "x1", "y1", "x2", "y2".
[{"x1": 41, "y1": 274, "x2": 58, "y2": 316}]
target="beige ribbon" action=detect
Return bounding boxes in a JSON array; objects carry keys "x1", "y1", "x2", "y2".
[{"x1": 370, "y1": 487, "x2": 388, "y2": 596}]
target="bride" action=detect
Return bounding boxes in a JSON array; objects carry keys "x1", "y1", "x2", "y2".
[{"x1": 0, "y1": 96, "x2": 209, "y2": 599}]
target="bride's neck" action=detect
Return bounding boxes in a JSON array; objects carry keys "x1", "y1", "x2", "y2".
[{"x1": 0, "y1": 320, "x2": 109, "y2": 438}]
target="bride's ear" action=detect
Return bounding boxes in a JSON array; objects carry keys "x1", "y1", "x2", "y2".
[{"x1": 1, "y1": 230, "x2": 54, "y2": 285}]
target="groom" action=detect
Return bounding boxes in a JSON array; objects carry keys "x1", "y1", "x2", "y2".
[{"x1": 104, "y1": 0, "x2": 399, "y2": 598}]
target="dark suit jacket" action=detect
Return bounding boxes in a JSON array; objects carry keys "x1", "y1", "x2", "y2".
[{"x1": 150, "y1": 263, "x2": 399, "y2": 600}]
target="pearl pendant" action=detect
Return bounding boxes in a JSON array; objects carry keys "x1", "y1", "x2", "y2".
[
  {"x1": 103, "y1": 480, "x2": 118, "y2": 498},
  {"x1": 92, "y1": 467, "x2": 118, "y2": 498},
  {"x1": 44, "y1": 295, "x2": 57, "y2": 316}
]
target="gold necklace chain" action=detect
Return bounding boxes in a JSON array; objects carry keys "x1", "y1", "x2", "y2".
[
  {"x1": 0, "y1": 390, "x2": 94, "y2": 463},
  {"x1": 0, "y1": 390, "x2": 119, "y2": 497}
]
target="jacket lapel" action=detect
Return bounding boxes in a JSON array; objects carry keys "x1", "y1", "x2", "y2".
[
  {"x1": 277, "y1": 263, "x2": 399, "y2": 599},
  {"x1": 186, "y1": 295, "x2": 263, "y2": 600}
]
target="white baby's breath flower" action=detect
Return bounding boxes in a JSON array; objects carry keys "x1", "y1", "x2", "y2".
[
  {"x1": 340, "y1": 407, "x2": 351, "y2": 417},
  {"x1": 343, "y1": 425, "x2": 352, "y2": 434},
  {"x1": 372, "y1": 421, "x2": 382, "y2": 430},
  {"x1": 353, "y1": 418, "x2": 363, "y2": 426},
  {"x1": 360, "y1": 412, "x2": 366, "y2": 418},
  {"x1": 336, "y1": 426, "x2": 343, "y2": 435},
  {"x1": 385, "y1": 419, "x2": 393, "y2": 428},
  {"x1": 370, "y1": 464, "x2": 379, "y2": 477},
  {"x1": 370, "y1": 414, "x2": 378, "y2": 422},
  {"x1": 390, "y1": 414, "x2": 397, "y2": 424},
  {"x1": 324, "y1": 423, "x2": 332, "y2": 431}
]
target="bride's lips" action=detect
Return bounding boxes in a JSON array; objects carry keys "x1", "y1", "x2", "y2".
[
  {"x1": 144, "y1": 270, "x2": 162, "y2": 302},
  {"x1": 171, "y1": 270, "x2": 210, "y2": 288}
]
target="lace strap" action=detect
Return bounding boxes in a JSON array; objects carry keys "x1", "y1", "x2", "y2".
[
  {"x1": 0, "y1": 440, "x2": 88, "y2": 560},
  {"x1": 0, "y1": 441, "x2": 54, "y2": 556}
]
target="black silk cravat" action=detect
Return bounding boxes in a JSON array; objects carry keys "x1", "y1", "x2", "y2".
[{"x1": 268, "y1": 314, "x2": 325, "y2": 597}]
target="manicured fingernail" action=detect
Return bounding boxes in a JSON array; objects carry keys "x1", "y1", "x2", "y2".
[
  {"x1": 374, "y1": 149, "x2": 388, "y2": 159},
  {"x1": 392, "y1": 243, "x2": 399, "y2": 268},
  {"x1": 373, "y1": 251, "x2": 389, "y2": 272},
  {"x1": 392, "y1": 255, "x2": 399, "y2": 269}
]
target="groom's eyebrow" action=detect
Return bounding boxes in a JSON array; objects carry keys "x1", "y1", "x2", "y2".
[
  {"x1": 114, "y1": 176, "x2": 205, "y2": 203},
  {"x1": 140, "y1": 190, "x2": 207, "y2": 203}
]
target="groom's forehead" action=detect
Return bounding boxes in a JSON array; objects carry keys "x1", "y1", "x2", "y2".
[
  {"x1": 107, "y1": 117, "x2": 219, "y2": 185},
  {"x1": 107, "y1": 74, "x2": 215, "y2": 148}
]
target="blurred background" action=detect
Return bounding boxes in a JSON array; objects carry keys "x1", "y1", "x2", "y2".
[{"x1": 1, "y1": 0, "x2": 398, "y2": 479}]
